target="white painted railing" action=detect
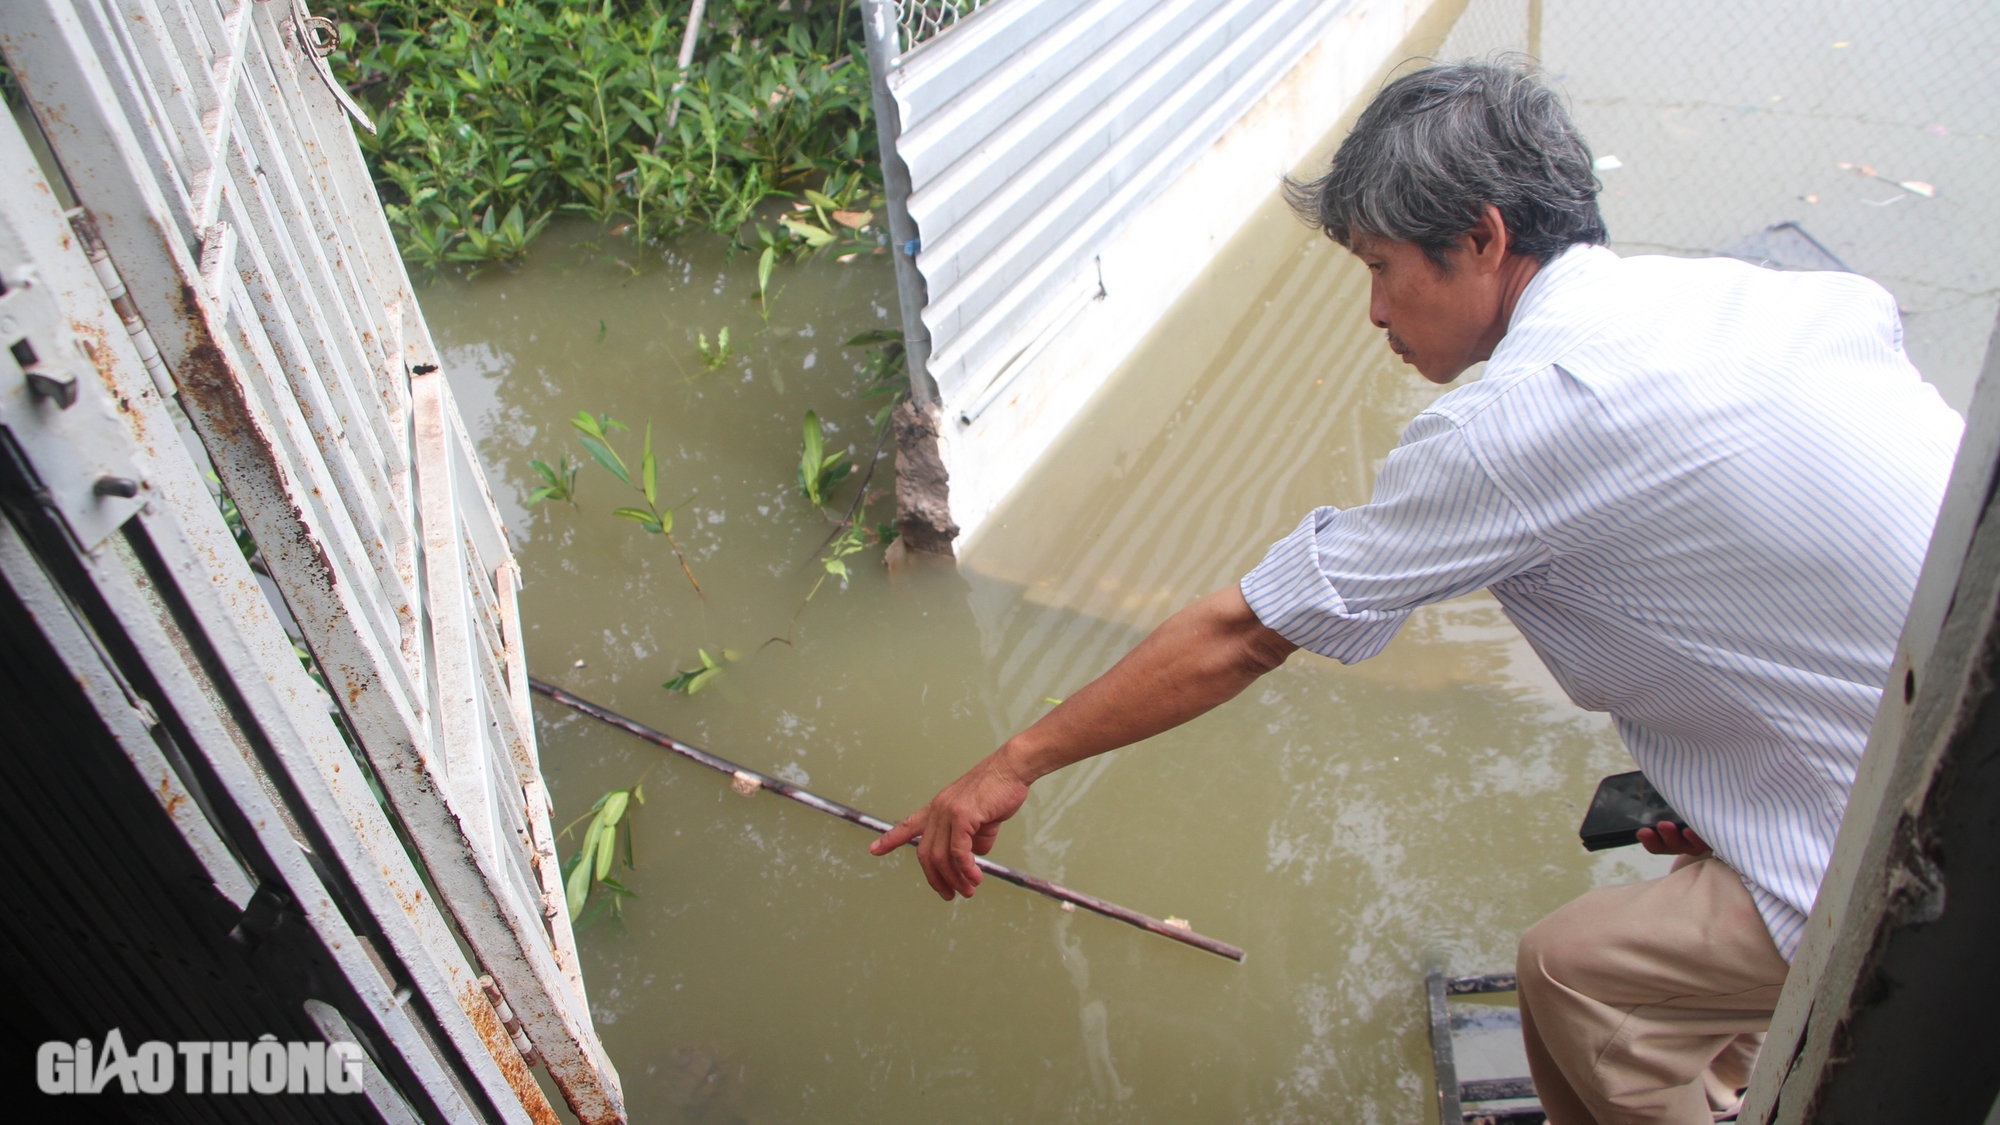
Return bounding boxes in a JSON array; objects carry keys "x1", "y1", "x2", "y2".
[{"x1": 0, "y1": 1, "x2": 620, "y2": 1121}]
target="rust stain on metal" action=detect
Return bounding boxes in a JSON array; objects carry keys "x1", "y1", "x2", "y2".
[{"x1": 458, "y1": 979, "x2": 563, "y2": 1125}]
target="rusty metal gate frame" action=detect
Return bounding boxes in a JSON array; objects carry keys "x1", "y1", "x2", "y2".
[{"x1": 0, "y1": 1, "x2": 621, "y2": 1121}]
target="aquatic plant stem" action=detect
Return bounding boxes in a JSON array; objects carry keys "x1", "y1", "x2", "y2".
[
  {"x1": 806, "y1": 407, "x2": 896, "y2": 566},
  {"x1": 529, "y1": 678, "x2": 1247, "y2": 962},
  {"x1": 665, "y1": 530, "x2": 704, "y2": 600}
]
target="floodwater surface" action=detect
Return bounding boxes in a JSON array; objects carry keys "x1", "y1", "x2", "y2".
[{"x1": 421, "y1": 2, "x2": 1998, "y2": 1122}]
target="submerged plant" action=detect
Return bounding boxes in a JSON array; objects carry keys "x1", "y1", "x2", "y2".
[
  {"x1": 748, "y1": 223, "x2": 785, "y2": 322},
  {"x1": 697, "y1": 327, "x2": 732, "y2": 370},
  {"x1": 561, "y1": 784, "x2": 645, "y2": 928},
  {"x1": 662, "y1": 647, "x2": 730, "y2": 694},
  {"x1": 816, "y1": 522, "x2": 869, "y2": 590},
  {"x1": 762, "y1": 520, "x2": 885, "y2": 652},
  {"x1": 780, "y1": 179, "x2": 878, "y2": 257},
  {"x1": 447, "y1": 202, "x2": 551, "y2": 270},
  {"x1": 571, "y1": 411, "x2": 704, "y2": 597},
  {"x1": 528, "y1": 452, "x2": 581, "y2": 504},
  {"x1": 797, "y1": 410, "x2": 851, "y2": 508}
]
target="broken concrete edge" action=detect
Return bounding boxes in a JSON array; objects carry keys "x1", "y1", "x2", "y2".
[{"x1": 890, "y1": 398, "x2": 958, "y2": 561}]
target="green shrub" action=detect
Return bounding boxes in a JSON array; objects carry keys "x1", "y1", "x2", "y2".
[{"x1": 326, "y1": 1, "x2": 879, "y2": 273}]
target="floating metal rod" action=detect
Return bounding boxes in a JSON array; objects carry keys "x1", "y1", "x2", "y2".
[{"x1": 530, "y1": 678, "x2": 1246, "y2": 963}]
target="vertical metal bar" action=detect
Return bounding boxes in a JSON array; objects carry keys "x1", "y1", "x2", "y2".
[
  {"x1": 497, "y1": 562, "x2": 589, "y2": 1014},
  {"x1": 1426, "y1": 971, "x2": 1463, "y2": 1125},
  {"x1": 861, "y1": 0, "x2": 938, "y2": 408}
]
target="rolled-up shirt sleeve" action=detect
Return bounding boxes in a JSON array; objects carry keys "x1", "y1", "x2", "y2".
[{"x1": 1241, "y1": 412, "x2": 1550, "y2": 663}]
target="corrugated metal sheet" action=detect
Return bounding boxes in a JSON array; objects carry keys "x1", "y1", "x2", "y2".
[{"x1": 886, "y1": 0, "x2": 1358, "y2": 407}]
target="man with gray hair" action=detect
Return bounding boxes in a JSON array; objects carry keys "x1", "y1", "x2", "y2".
[{"x1": 871, "y1": 61, "x2": 1960, "y2": 1123}]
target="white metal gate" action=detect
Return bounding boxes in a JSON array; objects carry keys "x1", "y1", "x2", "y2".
[{"x1": 0, "y1": 1, "x2": 620, "y2": 1121}]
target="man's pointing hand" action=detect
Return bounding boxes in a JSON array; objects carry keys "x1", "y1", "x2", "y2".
[
  {"x1": 867, "y1": 585, "x2": 1294, "y2": 901},
  {"x1": 870, "y1": 750, "x2": 1033, "y2": 900}
]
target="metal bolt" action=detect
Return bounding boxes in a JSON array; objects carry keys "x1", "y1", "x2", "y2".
[{"x1": 93, "y1": 476, "x2": 140, "y2": 498}]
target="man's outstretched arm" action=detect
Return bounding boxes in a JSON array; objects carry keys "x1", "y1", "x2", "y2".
[{"x1": 869, "y1": 584, "x2": 1299, "y2": 900}]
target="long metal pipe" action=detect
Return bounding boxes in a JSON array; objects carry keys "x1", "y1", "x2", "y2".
[{"x1": 530, "y1": 678, "x2": 1246, "y2": 962}]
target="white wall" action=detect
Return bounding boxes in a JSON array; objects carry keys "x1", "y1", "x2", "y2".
[{"x1": 932, "y1": 0, "x2": 1457, "y2": 550}]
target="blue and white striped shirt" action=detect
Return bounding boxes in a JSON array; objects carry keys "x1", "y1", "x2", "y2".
[{"x1": 1241, "y1": 244, "x2": 1962, "y2": 958}]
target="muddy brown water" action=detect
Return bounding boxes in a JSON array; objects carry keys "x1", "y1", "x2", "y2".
[{"x1": 420, "y1": 2, "x2": 1997, "y2": 1120}]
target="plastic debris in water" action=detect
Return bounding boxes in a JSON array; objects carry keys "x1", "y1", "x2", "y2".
[
  {"x1": 573, "y1": 659, "x2": 587, "y2": 668},
  {"x1": 1164, "y1": 917, "x2": 1193, "y2": 932},
  {"x1": 1593, "y1": 154, "x2": 1623, "y2": 172},
  {"x1": 731, "y1": 770, "x2": 761, "y2": 796},
  {"x1": 1832, "y1": 40, "x2": 1851, "y2": 48},
  {"x1": 1061, "y1": 901, "x2": 1076, "y2": 912},
  {"x1": 1836, "y1": 162, "x2": 1938, "y2": 199}
]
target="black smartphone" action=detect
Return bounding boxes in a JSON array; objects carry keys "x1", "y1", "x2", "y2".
[{"x1": 1578, "y1": 770, "x2": 1683, "y2": 851}]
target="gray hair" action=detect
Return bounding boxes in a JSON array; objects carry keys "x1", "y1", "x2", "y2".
[{"x1": 1287, "y1": 59, "x2": 1607, "y2": 267}]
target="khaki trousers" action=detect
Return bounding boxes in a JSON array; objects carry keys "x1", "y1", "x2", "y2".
[{"x1": 1515, "y1": 855, "x2": 1791, "y2": 1125}]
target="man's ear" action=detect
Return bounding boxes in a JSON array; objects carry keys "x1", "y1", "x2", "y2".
[{"x1": 1464, "y1": 204, "x2": 1510, "y2": 271}]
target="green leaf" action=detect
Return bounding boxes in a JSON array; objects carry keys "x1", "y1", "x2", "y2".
[
  {"x1": 593, "y1": 819, "x2": 617, "y2": 880},
  {"x1": 565, "y1": 841, "x2": 594, "y2": 919},
  {"x1": 611, "y1": 506, "x2": 662, "y2": 532},
  {"x1": 580, "y1": 435, "x2": 631, "y2": 484},
  {"x1": 601, "y1": 790, "x2": 630, "y2": 829},
  {"x1": 663, "y1": 662, "x2": 718, "y2": 694},
  {"x1": 800, "y1": 411, "x2": 826, "y2": 505},
  {"x1": 780, "y1": 216, "x2": 835, "y2": 248},
  {"x1": 803, "y1": 188, "x2": 840, "y2": 211},
  {"x1": 574, "y1": 893, "x2": 611, "y2": 931},
  {"x1": 642, "y1": 425, "x2": 658, "y2": 508},
  {"x1": 757, "y1": 244, "x2": 776, "y2": 295}
]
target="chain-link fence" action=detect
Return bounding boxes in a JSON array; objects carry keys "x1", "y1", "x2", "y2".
[
  {"x1": 895, "y1": 0, "x2": 987, "y2": 53},
  {"x1": 1429, "y1": 0, "x2": 1999, "y2": 411}
]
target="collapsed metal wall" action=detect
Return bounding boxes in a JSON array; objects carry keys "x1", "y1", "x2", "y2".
[
  {"x1": 868, "y1": 0, "x2": 1361, "y2": 414},
  {"x1": 0, "y1": 1, "x2": 620, "y2": 1120}
]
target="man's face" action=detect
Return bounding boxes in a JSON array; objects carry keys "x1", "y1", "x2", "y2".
[{"x1": 1351, "y1": 232, "x2": 1504, "y2": 385}]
